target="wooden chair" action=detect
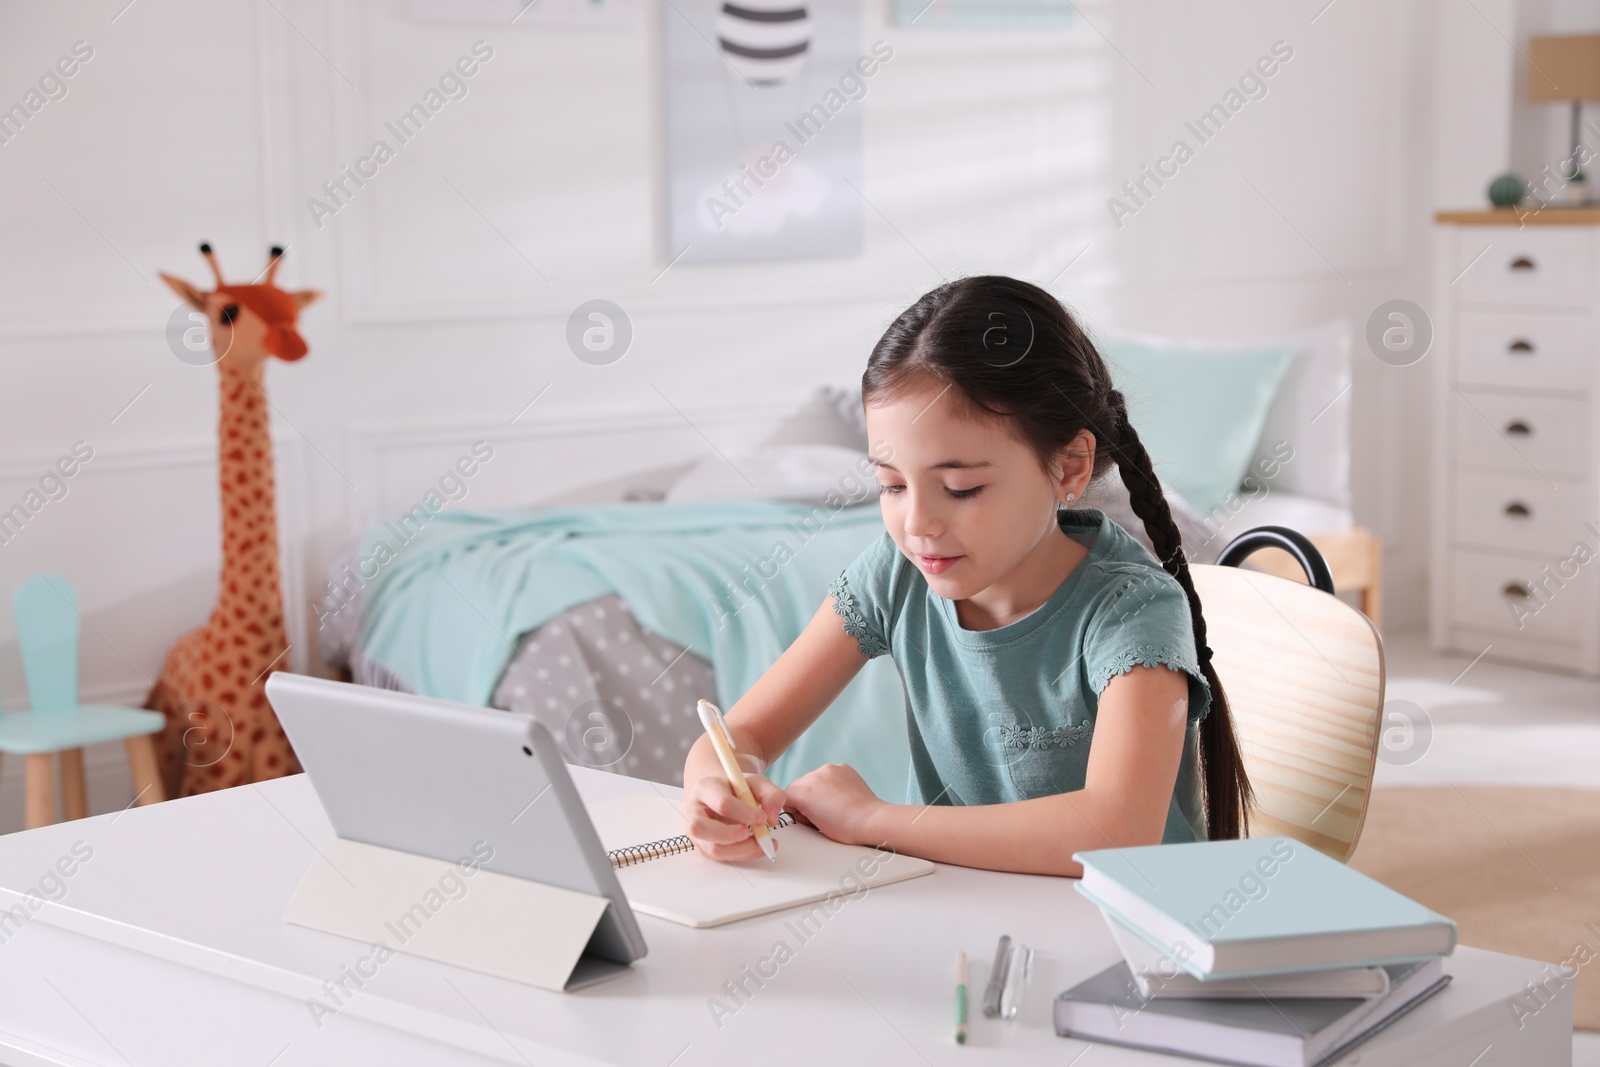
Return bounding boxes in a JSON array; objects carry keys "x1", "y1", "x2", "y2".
[
  {"x1": 1193, "y1": 527, "x2": 1385, "y2": 862},
  {"x1": 2, "y1": 574, "x2": 167, "y2": 829}
]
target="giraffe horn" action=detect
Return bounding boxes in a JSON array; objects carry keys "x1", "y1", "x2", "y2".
[
  {"x1": 263, "y1": 245, "x2": 285, "y2": 287},
  {"x1": 198, "y1": 242, "x2": 225, "y2": 287}
]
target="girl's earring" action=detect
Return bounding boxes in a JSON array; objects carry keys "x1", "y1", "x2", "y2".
[{"x1": 1064, "y1": 492, "x2": 1076, "y2": 503}]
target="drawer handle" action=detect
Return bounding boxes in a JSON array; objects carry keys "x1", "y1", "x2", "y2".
[
  {"x1": 1502, "y1": 582, "x2": 1532, "y2": 600},
  {"x1": 1504, "y1": 501, "x2": 1532, "y2": 518},
  {"x1": 1509, "y1": 256, "x2": 1537, "y2": 271},
  {"x1": 1507, "y1": 339, "x2": 1535, "y2": 355},
  {"x1": 1504, "y1": 420, "x2": 1532, "y2": 436}
]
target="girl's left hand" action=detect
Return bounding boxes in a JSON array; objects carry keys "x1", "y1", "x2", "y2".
[{"x1": 782, "y1": 763, "x2": 886, "y2": 847}]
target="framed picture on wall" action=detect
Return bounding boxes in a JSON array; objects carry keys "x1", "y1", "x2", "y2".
[
  {"x1": 663, "y1": 0, "x2": 869, "y2": 264},
  {"x1": 890, "y1": 0, "x2": 1073, "y2": 26}
]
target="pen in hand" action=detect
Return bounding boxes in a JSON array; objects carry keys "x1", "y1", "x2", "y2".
[{"x1": 697, "y1": 699, "x2": 777, "y2": 862}]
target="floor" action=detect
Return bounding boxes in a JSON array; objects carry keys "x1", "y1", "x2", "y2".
[{"x1": 1379, "y1": 630, "x2": 1600, "y2": 1064}]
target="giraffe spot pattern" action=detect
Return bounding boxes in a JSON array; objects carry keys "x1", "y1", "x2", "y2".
[{"x1": 147, "y1": 343, "x2": 302, "y2": 797}]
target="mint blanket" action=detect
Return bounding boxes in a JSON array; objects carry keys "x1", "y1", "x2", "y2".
[{"x1": 353, "y1": 499, "x2": 910, "y2": 797}]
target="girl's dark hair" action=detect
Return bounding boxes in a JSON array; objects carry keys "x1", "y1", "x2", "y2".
[{"x1": 862, "y1": 275, "x2": 1253, "y2": 840}]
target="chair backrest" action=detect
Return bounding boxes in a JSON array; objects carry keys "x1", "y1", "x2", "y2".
[
  {"x1": 13, "y1": 573, "x2": 80, "y2": 713},
  {"x1": 1191, "y1": 564, "x2": 1384, "y2": 862}
]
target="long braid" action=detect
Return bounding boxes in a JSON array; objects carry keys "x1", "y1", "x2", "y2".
[{"x1": 1105, "y1": 389, "x2": 1254, "y2": 839}]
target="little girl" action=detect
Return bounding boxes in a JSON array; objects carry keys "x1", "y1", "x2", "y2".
[{"x1": 681, "y1": 276, "x2": 1252, "y2": 877}]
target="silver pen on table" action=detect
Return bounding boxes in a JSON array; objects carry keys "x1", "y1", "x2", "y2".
[{"x1": 982, "y1": 934, "x2": 1012, "y2": 1018}]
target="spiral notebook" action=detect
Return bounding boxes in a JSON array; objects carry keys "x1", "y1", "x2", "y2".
[{"x1": 588, "y1": 791, "x2": 935, "y2": 928}]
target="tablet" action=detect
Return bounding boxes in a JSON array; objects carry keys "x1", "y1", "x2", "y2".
[{"x1": 264, "y1": 672, "x2": 647, "y2": 967}]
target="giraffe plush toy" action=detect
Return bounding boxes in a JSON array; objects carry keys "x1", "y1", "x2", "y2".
[{"x1": 147, "y1": 243, "x2": 322, "y2": 797}]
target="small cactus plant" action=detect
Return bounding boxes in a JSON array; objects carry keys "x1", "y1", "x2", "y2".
[{"x1": 1487, "y1": 172, "x2": 1526, "y2": 208}]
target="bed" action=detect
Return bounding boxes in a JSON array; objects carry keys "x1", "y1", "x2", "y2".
[
  {"x1": 318, "y1": 317, "x2": 1372, "y2": 796},
  {"x1": 317, "y1": 489, "x2": 917, "y2": 801}
]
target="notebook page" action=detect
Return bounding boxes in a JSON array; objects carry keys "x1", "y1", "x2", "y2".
[
  {"x1": 587, "y1": 789, "x2": 691, "y2": 853},
  {"x1": 586, "y1": 792, "x2": 935, "y2": 928}
]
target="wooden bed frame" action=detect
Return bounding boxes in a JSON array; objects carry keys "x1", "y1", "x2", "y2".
[{"x1": 1238, "y1": 525, "x2": 1383, "y2": 628}]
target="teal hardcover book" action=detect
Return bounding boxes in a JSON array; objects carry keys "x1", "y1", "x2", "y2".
[{"x1": 1072, "y1": 837, "x2": 1457, "y2": 981}]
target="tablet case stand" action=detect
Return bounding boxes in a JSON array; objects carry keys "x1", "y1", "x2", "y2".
[{"x1": 283, "y1": 837, "x2": 631, "y2": 992}]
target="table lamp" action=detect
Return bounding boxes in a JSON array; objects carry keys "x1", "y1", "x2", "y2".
[{"x1": 1527, "y1": 34, "x2": 1600, "y2": 202}]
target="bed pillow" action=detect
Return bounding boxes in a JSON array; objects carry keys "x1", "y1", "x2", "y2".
[
  {"x1": 664, "y1": 443, "x2": 877, "y2": 505},
  {"x1": 1097, "y1": 339, "x2": 1294, "y2": 516},
  {"x1": 1096, "y1": 320, "x2": 1353, "y2": 509},
  {"x1": 1076, "y1": 477, "x2": 1222, "y2": 564},
  {"x1": 820, "y1": 381, "x2": 869, "y2": 447}
]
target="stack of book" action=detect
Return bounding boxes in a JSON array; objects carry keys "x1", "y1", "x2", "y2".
[{"x1": 1056, "y1": 837, "x2": 1459, "y2": 1067}]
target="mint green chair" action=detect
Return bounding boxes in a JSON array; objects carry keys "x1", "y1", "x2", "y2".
[{"x1": 3, "y1": 574, "x2": 167, "y2": 829}]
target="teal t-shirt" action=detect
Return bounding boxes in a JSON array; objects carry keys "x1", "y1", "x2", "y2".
[{"x1": 825, "y1": 507, "x2": 1210, "y2": 843}]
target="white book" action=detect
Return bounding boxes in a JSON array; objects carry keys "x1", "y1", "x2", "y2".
[
  {"x1": 586, "y1": 791, "x2": 934, "y2": 928},
  {"x1": 1074, "y1": 838, "x2": 1457, "y2": 980},
  {"x1": 1104, "y1": 910, "x2": 1392, "y2": 1000}
]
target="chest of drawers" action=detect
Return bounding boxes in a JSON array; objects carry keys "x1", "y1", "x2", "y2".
[{"x1": 1431, "y1": 213, "x2": 1600, "y2": 676}]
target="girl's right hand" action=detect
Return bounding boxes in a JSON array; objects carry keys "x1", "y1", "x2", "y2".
[{"x1": 684, "y1": 771, "x2": 787, "y2": 863}]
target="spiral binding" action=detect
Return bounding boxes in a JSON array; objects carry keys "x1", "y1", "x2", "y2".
[{"x1": 607, "y1": 811, "x2": 796, "y2": 869}]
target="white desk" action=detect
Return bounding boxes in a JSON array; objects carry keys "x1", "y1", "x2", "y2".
[{"x1": 0, "y1": 768, "x2": 1572, "y2": 1067}]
